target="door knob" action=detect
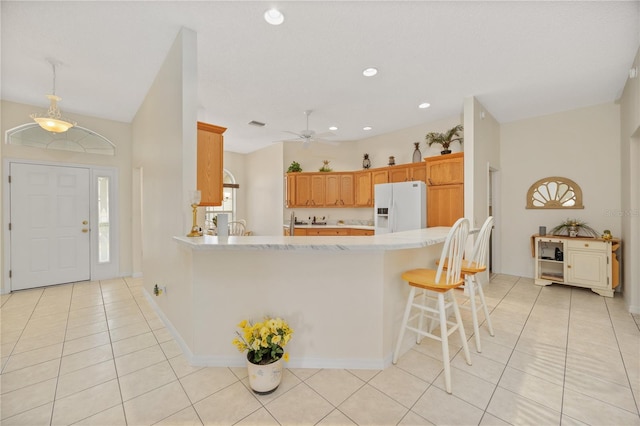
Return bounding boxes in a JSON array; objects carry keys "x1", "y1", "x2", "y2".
[
  {"x1": 82, "y1": 228, "x2": 89, "y2": 233},
  {"x1": 82, "y1": 220, "x2": 88, "y2": 225}
]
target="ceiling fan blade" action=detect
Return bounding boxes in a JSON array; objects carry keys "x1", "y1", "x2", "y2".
[
  {"x1": 283, "y1": 130, "x2": 304, "y2": 138},
  {"x1": 313, "y1": 131, "x2": 336, "y2": 139}
]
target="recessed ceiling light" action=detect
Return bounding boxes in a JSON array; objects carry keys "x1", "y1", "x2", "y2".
[
  {"x1": 329, "y1": 126, "x2": 338, "y2": 131},
  {"x1": 363, "y1": 126, "x2": 372, "y2": 131},
  {"x1": 264, "y1": 9, "x2": 284, "y2": 25},
  {"x1": 362, "y1": 67, "x2": 378, "y2": 77},
  {"x1": 418, "y1": 102, "x2": 431, "y2": 109}
]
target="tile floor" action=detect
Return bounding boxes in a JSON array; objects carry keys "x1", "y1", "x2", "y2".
[{"x1": 1, "y1": 274, "x2": 639, "y2": 425}]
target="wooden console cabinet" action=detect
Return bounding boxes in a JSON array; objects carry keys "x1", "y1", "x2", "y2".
[{"x1": 533, "y1": 235, "x2": 621, "y2": 297}]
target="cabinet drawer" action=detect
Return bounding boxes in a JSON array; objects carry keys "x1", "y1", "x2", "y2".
[
  {"x1": 306, "y1": 228, "x2": 349, "y2": 236},
  {"x1": 566, "y1": 240, "x2": 607, "y2": 251}
]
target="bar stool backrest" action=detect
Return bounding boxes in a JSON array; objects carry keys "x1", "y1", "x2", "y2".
[{"x1": 435, "y1": 217, "x2": 470, "y2": 285}]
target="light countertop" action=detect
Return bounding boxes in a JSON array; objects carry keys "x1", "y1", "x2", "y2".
[{"x1": 174, "y1": 226, "x2": 451, "y2": 252}]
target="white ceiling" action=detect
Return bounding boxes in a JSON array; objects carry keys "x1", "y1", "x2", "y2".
[{"x1": 2, "y1": 1, "x2": 638, "y2": 154}]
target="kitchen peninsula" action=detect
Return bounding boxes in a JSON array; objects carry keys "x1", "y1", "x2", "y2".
[{"x1": 162, "y1": 228, "x2": 452, "y2": 370}]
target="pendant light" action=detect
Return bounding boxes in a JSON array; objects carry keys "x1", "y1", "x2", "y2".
[{"x1": 30, "y1": 60, "x2": 76, "y2": 133}]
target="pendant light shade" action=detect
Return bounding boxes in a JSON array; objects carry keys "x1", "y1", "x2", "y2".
[{"x1": 31, "y1": 61, "x2": 76, "y2": 133}]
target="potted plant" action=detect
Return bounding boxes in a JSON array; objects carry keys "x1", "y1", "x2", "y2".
[
  {"x1": 287, "y1": 161, "x2": 302, "y2": 173},
  {"x1": 551, "y1": 218, "x2": 599, "y2": 238},
  {"x1": 319, "y1": 160, "x2": 332, "y2": 172},
  {"x1": 425, "y1": 124, "x2": 464, "y2": 155},
  {"x1": 232, "y1": 317, "x2": 293, "y2": 394}
]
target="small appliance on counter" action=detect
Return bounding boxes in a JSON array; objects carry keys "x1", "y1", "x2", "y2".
[{"x1": 374, "y1": 181, "x2": 426, "y2": 234}]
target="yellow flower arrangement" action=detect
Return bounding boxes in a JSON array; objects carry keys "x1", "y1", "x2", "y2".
[{"x1": 232, "y1": 317, "x2": 293, "y2": 365}]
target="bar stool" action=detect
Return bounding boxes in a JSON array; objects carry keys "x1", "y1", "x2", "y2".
[
  {"x1": 459, "y1": 216, "x2": 495, "y2": 353},
  {"x1": 392, "y1": 217, "x2": 472, "y2": 394}
]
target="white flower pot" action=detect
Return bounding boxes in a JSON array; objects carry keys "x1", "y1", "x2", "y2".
[{"x1": 246, "y1": 356, "x2": 283, "y2": 395}]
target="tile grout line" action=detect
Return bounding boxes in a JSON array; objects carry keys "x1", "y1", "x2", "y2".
[
  {"x1": 604, "y1": 296, "x2": 640, "y2": 417},
  {"x1": 476, "y1": 276, "x2": 544, "y2": 425}
]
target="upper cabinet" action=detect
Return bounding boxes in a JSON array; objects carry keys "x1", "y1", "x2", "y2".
[
  {"x1": 425, "y1": 152, "x2": 463, "y2": 186},
  {"x1": 325, "y1": 173, "x2": 354, "y2": 207},
  {"x1": 354, "y1": 171, "x2": 373, "y2": 207},
  {"x1": 388, "y1": 162, "x2": 427, "y2": 184},
  {"x1": 426, "y1": 153, "x2": 464, "y2": 226},
  {"x1": 197, "y1": 122, "x2": 226, "y2": 206},
  {"x1": 284, "y1": 161, "x2": 423, "y2": 209}
]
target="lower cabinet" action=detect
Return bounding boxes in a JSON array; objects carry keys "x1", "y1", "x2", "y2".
[
  {"x1": 426, "y1": 184, "x2": 464, "y2": 227},
  {"x1": 533, "y1": 236, "x2": 620, "y2": 297},
  {"x1": 284, "y1": 227, "x2": 374, "y2": 236}
]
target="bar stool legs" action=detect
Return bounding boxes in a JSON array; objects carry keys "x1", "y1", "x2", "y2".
[{"x1": 392, "y1": 286, "x2": 472, "y2": 394}]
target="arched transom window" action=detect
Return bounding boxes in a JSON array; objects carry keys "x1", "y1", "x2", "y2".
[{"x1": 526, "y1": 176, "x2": 584, "y2": 209}]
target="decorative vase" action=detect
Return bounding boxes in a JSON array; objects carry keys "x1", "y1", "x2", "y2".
[
  {"x1": 412, "y1": 142, "x2": 422, "y2": 162},
  {"x1": 246, "y1": 355, "x2": 283, "y2": 395},
  {"x1": 388, "y1": 156, "x2": 395, "y2": 166}
]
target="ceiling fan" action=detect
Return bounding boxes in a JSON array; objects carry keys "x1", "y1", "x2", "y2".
[{"x1": 283, "y1": 110, "x2": 335, "y2": 149}]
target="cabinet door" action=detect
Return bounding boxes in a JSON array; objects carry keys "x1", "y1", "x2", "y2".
[
  {"x1": 371, "y1": 169, "x2": 388, "y2": 186},
  {"x1": 427, "y1": 184, "x2": 464, "y2": 227},
  {"x1": 310, "y1": 174, "x2": 325, "y2": 206},
  {"x1": 339, "y1": 174, "x2": 354, "y2": 206},
  {"x1": 426, "y1": 152, "x2": 463, "y2": 185},
  {"x1": 325, "y1": 174, "x2": 340, "y2": 206},
  {"x1": 312, "y1": 228, "x2": 349, "y2": 236},
  {"x1": 285, "y1": 174, "x2": 297, "y2": 207},
  {"x1": 350, "y1": 228, "x2": 374, "y2": 236},
  {"x1": 295, "y1": 174, "x2": 312, "y2": 206},
  {"x1": 409, "y1": 163, "x2": 427, "y2": 183},
  {"x1": 197, "y1": 122, "x2": 226, "y2": 206},
  {"x1": 567, "y1": 248, "x2": 608, "y2": 288},
  {"x1": 389, "y1": 166, "x2": 409, "y2": 183},
  {"x1": 354, "y1": 171, "x2": 372, "y2": 207}
]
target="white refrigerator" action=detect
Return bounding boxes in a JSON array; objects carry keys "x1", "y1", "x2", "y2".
[{"x1": 374, "y1": 181, "x2": 426, "y2": 234}]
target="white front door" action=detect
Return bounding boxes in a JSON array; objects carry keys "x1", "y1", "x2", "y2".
[{"x1": 10, "y1": 163, "x2": 91, "y2": 290}]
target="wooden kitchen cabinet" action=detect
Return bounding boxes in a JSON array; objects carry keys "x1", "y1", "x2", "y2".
[
  {"x1": 371, "y1": 169, "x2": 389, "y2": 186},
  {"x1": 354, "y1": 171, "x2": 373, "y2": 207},
  {"x1": 350, "y1": 228, "x2": 374, "y2": 236},
  {"x1": 388, "y1": 165, "x2": 410, "y2": 183},
  {"x1": 305, "y1": 228, "x2": 350, "y2": 236},
  {"x1": 287, "y1": 227, "x2": 374, "y2": 236},
  {"x1": 533, "y1": 235, "x2": 621, "y2": 297},
  {"x1": 285, "y1": 173, "x2": 296, "y2": 207},
  {"x1": 293, "y1": 173, "x2": 312, "y2": 206},
  {"x1": 426, "y1": 153, "x2": 464, "y2": 227},
  {"x1": 388, "y1": 163, "x2": 426, "y2": 183},
  {"x1": 408, "y1": 162, "x2": 427, "y2": 183},
  {"x1": 197, "y1": 122, "x2": 226, "y2": 206},
  {"x1": 325, "y1": 173, "x2": 354, "y2": 207},
  {"x1": 310, "y1": 174, "x2": 326, "y2": 206},
  {"x1": 426, "y1": 184, "x2": 464, "y2": 227},
  {"x1": 426, "y1": 152, "x2": 463, "y2": 185}
]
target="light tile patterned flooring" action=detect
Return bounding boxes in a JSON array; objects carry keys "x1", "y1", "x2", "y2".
[{"x1": 1, "y1": 274, "x2": 639, "y2": 425}]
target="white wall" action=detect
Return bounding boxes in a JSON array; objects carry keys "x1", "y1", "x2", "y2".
[
  {"x1": 245, "y1": 143, "x2": 284, "y2": 235},
  {"x1": 618, "y1": 47, "x2": 640, "y2": 313},
  {"x1": 464, "y1": 97, "x2": 501, "y2": 230},
  {"x1": 355, "y1": 116, "x2": 464, "y2": 167},
  {"x1": 131, "y1": 28, "x2": 198, "y2": 347},
  {"x1": 0, "y1": 100, "x2": 134, "y2": 286},
  {"x1": 499, "y1": 102, "x2": 621, "y2": 279}
]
